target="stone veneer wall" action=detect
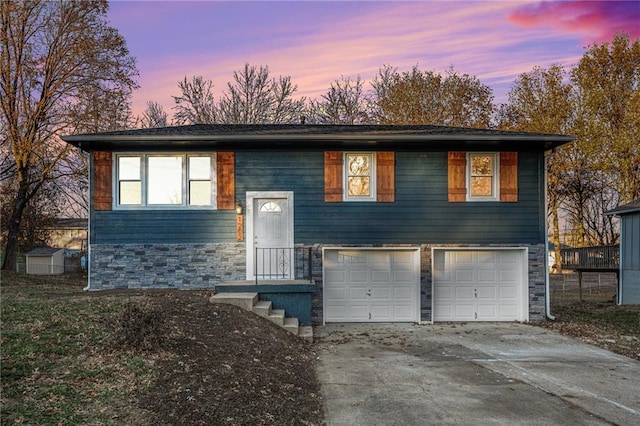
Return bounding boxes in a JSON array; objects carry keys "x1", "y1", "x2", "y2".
[
  {"x1": 307, "y1": 243, "x2": 547, "y2": 325},
  {"x1": 89, "y1": 243, "x2": 246, "y2": 290}
]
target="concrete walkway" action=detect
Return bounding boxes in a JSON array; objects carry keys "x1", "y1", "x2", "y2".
[{"x1": 315, "y1": 323, "x2": 640, "y2": 425}]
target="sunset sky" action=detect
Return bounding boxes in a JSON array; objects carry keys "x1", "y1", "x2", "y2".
[{"x1": 107, "y1": 0, "x2": 640, "y2": 118}]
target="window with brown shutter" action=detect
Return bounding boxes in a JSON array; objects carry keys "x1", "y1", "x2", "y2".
[
  {"x1": 447, "y1": 151, "x2": 518, "y2": 202},
  {"x1": 93, "y1": 151, "x2": 112, "y2": 211},
  {"x1": 216, "y1": 152, "x2": 235, "y2": 209},
  {"x1": 325, "y1": 151, "x2": 395, "y2": 202}
]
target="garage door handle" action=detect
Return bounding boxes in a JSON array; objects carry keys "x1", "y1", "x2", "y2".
[
  {"x1": 367, "y1": 289, "x2": 372, "y2": 296},
  {"x1": 474, "y1": 289, "x2": 478, "y2": 298}
]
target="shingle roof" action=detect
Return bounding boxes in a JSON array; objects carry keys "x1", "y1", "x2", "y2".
[
  {"x1": 62, "y1": 124, "x2": 573, "y2": 152},
  {"x1": 605, "y1": 199, "x2": 640, "y2": 216},
  {"x1": 26, "y1": 247, "x2": 64, "y2": 256}
]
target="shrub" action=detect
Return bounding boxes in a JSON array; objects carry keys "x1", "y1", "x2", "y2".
[{"x1": 107, "y1": 300, "x2": 166, "y2": 352}]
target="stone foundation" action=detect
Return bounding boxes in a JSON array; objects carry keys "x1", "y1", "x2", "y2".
[{"x1": 89, "y1": 243, "x2": 246, "y2": 290}]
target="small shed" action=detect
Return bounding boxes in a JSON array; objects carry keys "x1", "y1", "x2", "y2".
[
  {"x1": 26, "y1": 247, "x2": 65, "y2": 275},
  {"x1": 605, "y1": 199, "x2": 640, "y2": 304}
]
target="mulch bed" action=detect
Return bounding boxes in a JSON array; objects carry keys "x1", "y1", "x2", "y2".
[{"x1": 132, "y1": 291, "x2": 323, "y2": 425}]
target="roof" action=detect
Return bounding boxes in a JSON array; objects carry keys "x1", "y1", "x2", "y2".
[
  {"x1": 605, "y1": 199, "x2": 640, "y2": 216},
  {"x1": 26, "y1": 247, "x2": 65, "y2": 257},
  {"x1": 45, "y1": 218, "x2": 88, "y2": 229},
  {"x1": 62, "y1": 124, "x2": 574, "y2": 152}
]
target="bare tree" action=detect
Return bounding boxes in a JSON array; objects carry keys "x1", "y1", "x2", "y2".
[
  {"x1": 140, "y1": 101, "x2": 169, "y2": 128},
  {"x1": 309, "y1": 76, "x2": 370, "y2": 124},
  {"x1": 172, "y1": 76, "x2": 217, "y2": 124},
  {"x1": 1, "y1": 0, "x2": 138, "y2": 271},
  {"x1": 218, "y1": 64, "x2": 305, "y2": 124}
]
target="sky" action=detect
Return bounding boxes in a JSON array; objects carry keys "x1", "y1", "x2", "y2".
[{"x1": 107, "y1": 0, "x2": 640, "y2": 118}]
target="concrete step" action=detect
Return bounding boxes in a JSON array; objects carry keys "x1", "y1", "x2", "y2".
[
  {"x1": 267, "y1": 309, "x2": 285, "y2": 326},
  {"x1": 209, "y1": 292, "x2": 258, "y2": 311},
  {"x1": 283, "y1": 317, "x2": 299, "y2": 335},
  {"x1": 298, "y1": 326, "x2": 314, "y2": 342},
  {"x1": 252, "y1": 300, "x2": 272, "y2": 317},
  {"x1": 210, "y1": 291, "x2": 312, "y2": 341}
]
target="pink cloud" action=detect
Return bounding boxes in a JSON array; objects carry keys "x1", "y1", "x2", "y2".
[{"x1": 509, "y1": 1, "x2": 640, "y2": 44}]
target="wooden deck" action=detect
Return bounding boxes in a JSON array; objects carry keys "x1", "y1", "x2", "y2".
[
  {"x1": 559, "y1": 245, "x2": 619, "y2": 301},
  {"x1": 560, "y1": 245, "x2": 619, "y2": 270}
]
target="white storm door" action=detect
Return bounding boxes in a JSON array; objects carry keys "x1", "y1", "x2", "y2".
[{"x1": 252, "y1": 196, "x2": 293, "y2": 279}]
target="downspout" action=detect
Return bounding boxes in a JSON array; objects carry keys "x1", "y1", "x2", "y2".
[{"x1": 544, "y1": 150, "x2": 555, "y2": 320}]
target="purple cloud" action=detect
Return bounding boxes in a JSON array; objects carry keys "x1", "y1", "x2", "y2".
[{"x1": 509, "y1": 1, "x2": 640, "y2": 44}]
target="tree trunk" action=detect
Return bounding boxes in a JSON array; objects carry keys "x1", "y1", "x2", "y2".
[{"x1": 1, "y1": 182, "x2": 29, "y2": 272}]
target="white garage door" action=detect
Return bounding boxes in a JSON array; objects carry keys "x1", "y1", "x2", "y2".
[
  {"x1": 324, "y1": 249, "x2": 420, "y2": 323},
  {"x1": 433, "y1": 249, "x2": 527, "y2": 322}
]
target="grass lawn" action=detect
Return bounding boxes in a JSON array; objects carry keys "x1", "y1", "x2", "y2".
[
  {"x1": 1, "y1": 272, "x2": 323, "y2": 425},
  {"x1": 1, "y1": 272, "x2": 158, "y2": 424}
]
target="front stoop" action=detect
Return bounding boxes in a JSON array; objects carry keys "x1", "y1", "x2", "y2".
[{"x1": 210, "y1": 292, "x2": 313, "y2": 342}]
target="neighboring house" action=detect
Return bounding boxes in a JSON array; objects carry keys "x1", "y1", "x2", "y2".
[
  {"x1": 46, "y1": 218, "x2": 88, "y2": 251},
  {"x1": 605, "y1": 199, "x2": 640, "y2": 304},
  {"x1": 62, "y1": 124, "x2": 572, "y2": 324},
  {"x1": 26, "y1": 247, "x2": 65, "y2": 275}
]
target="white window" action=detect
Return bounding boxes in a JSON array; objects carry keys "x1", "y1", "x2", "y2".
[
  {"x1": 344, "y1": 152, "x2": 376, "y2": 202},
  {"x1": 115, "y1": 153, "x2": 216, "y2": 208},
  {"x1": 467, "y1": 153, "x2": 499, "y2": 201}
]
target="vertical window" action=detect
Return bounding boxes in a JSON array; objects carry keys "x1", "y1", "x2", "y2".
[
  {"x1": 118, "y1": 156, "x2": 142, "y2": 205},
  {"x1": 148, "y1": 156, "x2": 183, "y2": 205},
  {"x1": 188, "y1": 156, "x2": 212, "y2": 206},
  {"x1": 468, "y1": 153, "x2": 499, "y2": 201},
  {"x1": 344, "y1": 153, "x2": 376, "y2": 201}
]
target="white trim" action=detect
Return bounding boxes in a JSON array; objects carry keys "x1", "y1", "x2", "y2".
[
  {"x1": 466, "y1": 152, "x2": 500, "y2": 202},
  {"x1": 322, "y1": 246, "x2": 421, "y2": 324},
  {"x1": 246, "y1": 191, "x2": 294, "y2": 280},
  {"x1": 431, "y1": 246, "x2": 529, "y2": 322}
]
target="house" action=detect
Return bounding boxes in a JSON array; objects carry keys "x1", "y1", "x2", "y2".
[
  {"x1": 45, "y1": 218, "x2": 88, "y2": 251},
  {"x1": 605, "y1": 199, "x2": 640, "y2": 304},
  {"x1": 62, "y1": 124, "x2": 573, "y2": 325},
  {"x1": 26, "y1": 247, "x2": 65, "y2": 275}
]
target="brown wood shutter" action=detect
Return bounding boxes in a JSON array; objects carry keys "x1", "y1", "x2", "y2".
[
  {"x1": 217, "y1": 152, "x2": 235, "y2": 210},
  {"x1": 324, "y1": 151, "x2": 343, "y2": 202},
  {"x1": 93, "y1": 151, "x2": 112, "y2": 211},
  {"x1": 376, "y1": 152, "x2": 395, "y2": 202},
  {"x1": 448, "y1": 152, "x2": 466, "y2": 202},
  {"x1": 500, "y1": 152, "x2": 518, "y2": 202}
]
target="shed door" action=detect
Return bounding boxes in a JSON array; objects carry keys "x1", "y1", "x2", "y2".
[
  {"x1": 324, "y1": 249, "x2": 420, "y2": 323},
  {"x1": 433, "y1": 249, "x2": 526, "y2": 322}
]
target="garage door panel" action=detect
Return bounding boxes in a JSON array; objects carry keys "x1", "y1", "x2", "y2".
[
  {"x1": 433, "y1": 249, "x2": 526, "y2": 322},
  {"x1": 324, "y1": 249, "x2": 419, "y2": 323},
  {"x1": 348, "y1": 270, "x2": 368, "y2": 283},
  {"x1": 455, "y1": 270, "x2": 474, "y2": 282}
]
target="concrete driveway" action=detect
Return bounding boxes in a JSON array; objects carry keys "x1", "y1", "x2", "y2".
[{"x1": 315, "y1": 323, "x2": 640, "y2": 425}]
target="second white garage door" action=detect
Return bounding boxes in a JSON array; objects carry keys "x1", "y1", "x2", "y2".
[
  {"x1": 324, "y1": 249, "x2": 420, "y2": 323},
  {"x1": 433, "y1": 249, "x2": 528, "y2": 322}
]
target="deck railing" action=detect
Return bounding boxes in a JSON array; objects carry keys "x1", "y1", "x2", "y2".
[
  {"x1": 255, "y1": 247, "x2": 313, "y2": 283},
  {"x1": 560, "y1": 245, "x2": 619, "y2": 270}
]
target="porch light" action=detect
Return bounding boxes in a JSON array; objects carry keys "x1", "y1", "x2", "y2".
[{"x1": 236, "y1": 200, "x2": 243, "y2": 215}]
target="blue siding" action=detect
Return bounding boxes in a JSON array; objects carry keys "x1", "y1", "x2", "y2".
[{"x1": 94, "y1": 150, "x2": 545, "y2": 245}]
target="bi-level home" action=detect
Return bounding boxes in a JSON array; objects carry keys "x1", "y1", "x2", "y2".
[{"x1": 62, "y1": 124, "x2": 572, "y2": 325}]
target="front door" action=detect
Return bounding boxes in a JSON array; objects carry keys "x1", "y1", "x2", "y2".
[{"x1": 246, "y1": 192, "x2": 294, "y2": 280}]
